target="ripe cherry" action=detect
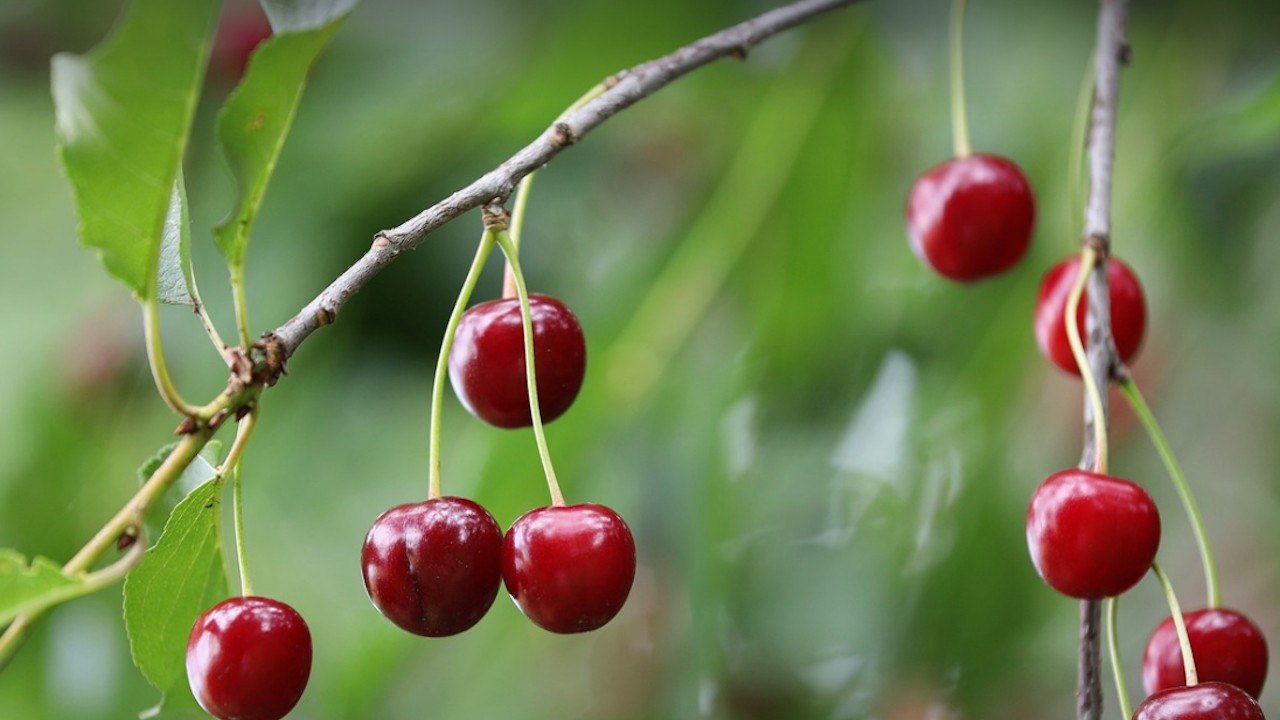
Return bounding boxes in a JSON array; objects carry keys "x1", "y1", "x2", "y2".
[
  {"x1": 1026, "y1": 469, "x2": 1160, "y2": 600},
  {"x1": 503, "y1": 503, "x2": 636, "y2": 634},
  {"x1": 1143, "y1": 608, "x2": 1269, "y2": 699},
  {"x1": 186, "y1": 596, "x2": 312, "y2": 720},
  {"x1": 361, "y1": 497, "x2": 503, "y2": 637},
  {"x1": 448, "y1": 294, "x2": 586, "y2": 429},
  {"x1": 905, "y1": 153, "x2": 1036, "y2": 281},
  {"x1": 1131, "y1": 682, "x2": 1265, "y2": 720},
  {"x1": 1033, "y1": 255, "x2": 1147, "y2": 375}
]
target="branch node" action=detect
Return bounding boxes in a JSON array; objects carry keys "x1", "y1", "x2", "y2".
[
  {"x1": 1118, "y1": 43, "x2": 1133, "y2": 66},
  {"x1": 174, "y1": 417, "x2": 198, "y2": 435},
  {"x1": 482, "y1": 203, "x2": 511, "y2": 230},
  {"x1": 727, "y1": 44, "x2": 750, "y2": 61},
  {"x1": 550, "y1": 121, "x2": 578, "y2": 148},
  {"x1": 371, "y1": 233, "x2": 392, "y2": 250},
  {"x1": 1084, "y1": 233, "x2": 1111, "y2": 261}
]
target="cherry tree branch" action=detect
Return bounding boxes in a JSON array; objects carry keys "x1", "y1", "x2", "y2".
[
  {"x1": 267, "y1": 0, "x2": 867, "y2": 361},
  {"x1": 1078, "y1": 1, "x2": 1131, "y2": 719}
]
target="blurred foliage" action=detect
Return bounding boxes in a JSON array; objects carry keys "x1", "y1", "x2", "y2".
[{"x1": 3, "y1": 0, "x2": 1280, "y2": 719}]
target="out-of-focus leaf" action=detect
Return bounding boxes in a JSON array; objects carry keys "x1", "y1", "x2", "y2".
[
  {"x1": 0, "y1": 550, "x2": 86, "y2": 626},
  {"x1": 213, "y1": 0, "x2": 358, "y2": 272},
  {"x1": 51, "y1": 0, "x2": 220, "y2": 297},
  {"x1": 123, "y1": 471, "x2": 228, "y2": 703}
]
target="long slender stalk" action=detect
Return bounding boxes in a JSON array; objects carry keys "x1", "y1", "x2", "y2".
[
  {"x1": 142, "y1": 297, "x2": 200, "y2": 417},
  {"x1": 1152, "y1": 562, "x2": 1198, "y2": 686},
  {"x1": 948, "y1": 0, "x2": 972, "y2": 157},
  {"x1": 1106, "y1": 597, "x2": 1133, "y2": 719},
  {"x1": 1064, "y1": 246, "x2": 1108, "y2": 474}
]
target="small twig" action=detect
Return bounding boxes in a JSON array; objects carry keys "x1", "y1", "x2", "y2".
[
  {"x1": 268, "y1": 0, "x2": 866, "y2": 359},
  {"x1": 1077, "y1": 2, "x2": 1131, "y2": 720}
]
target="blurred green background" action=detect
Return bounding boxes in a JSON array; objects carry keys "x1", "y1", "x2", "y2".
[{"x1": 3, "y1": 0, "x2": 1280, "y2": 718}]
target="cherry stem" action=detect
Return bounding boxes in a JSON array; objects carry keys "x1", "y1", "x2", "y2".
[
  {"x1": 1119, "y1": 378, "x2": 1220, "y2": 608},
  {"x1": 1105, "y1": 597, "x2": 1133, "y2": 719},
  {"x1": 1065, "y1": 245, "x2": 1108, "y2": 474},
  {"x1": 429, "y1": 230, "x2": 498, "y2": 499},
  {"x1": 948, "y1": 0, "x2": 972, "y2": 158},
  {"x1": 1152, "y1": 561, "x2": 1199, "y2": 687},
  {"x1": 502, "y1": 172, "x2": 536, "y2": 299},
  {"x1": 494, "y1": 229, "x2": 566, "y2": 507},
  {"x1": 1068, "y1": 58, "x2": 1094, "y2": 240},
  {"x1": 221, "y1": 412, "x2": 259, "y2": 597}
]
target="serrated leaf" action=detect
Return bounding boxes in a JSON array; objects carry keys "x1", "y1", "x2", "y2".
[
  {"x1": 0, "y1": 550, "x2": 90, "y2": 626},
  {"x1": 213, "y1": 0, "x2": 358, "y2": 272},
  {"x1": 156, "y1": 175, "x2": 198, "y2": 307},
  {"x1": 138, "y1": 441, "x2": 222, "y2": 545},
  {"x1": 124, "y1": 473, "x2": 229, "y2": 700},
  {"x1": 52, "y1": 0, "x2": 221, "y2": 297}
]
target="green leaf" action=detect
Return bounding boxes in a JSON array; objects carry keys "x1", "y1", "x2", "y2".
[
  {"x1": 156, "y1": 174, "x2": 201, "y2": 307},
  {"x1": 0, "y1": 550, "x2": 89, "y2": 627},
  {"x1": 123, "y1": 473, "x2": 229, "y2": 700},
  {"x1": 52, "y1": 0, "x2": 221, "y2": 298},
  {"x1": 137, "y1": 441, "x2": 223, "y2": 546},
  {"x1": 213, "y1": 0, "x2": 358, "y2": 271}
]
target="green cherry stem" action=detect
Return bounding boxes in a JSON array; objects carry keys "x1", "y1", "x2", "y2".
[
  {"x1": 428, "y1": 230, "x2": 498, "y2": 499},
  {"x1": 949, "y1": 0, "x2": 973, "y2": 158},
  {"x1": 1120, "y1": 377, "x2": 1220, "y2": 608},
  {"x1": 494, "y1": 228, "x2": 566, "y2": 507},
  {"x1": 220, "y1": 412, "x2": 259, "y2": 596},
  {"x1": 1106, "y1": 596, "x2": 1134, "y2": 719},
  {"x1": 1065, "y1": 245, "x2": 1109, "y2": 473},
  {"x1": 1152, "y1": 561, "x2": 1199, "y2": 687},
  {"x1": 502, "y1": 172, "x2": 537, "y2": 299},
  {"x1": 1068, "y1": 57, "x2": 1095, "y2": 240}
]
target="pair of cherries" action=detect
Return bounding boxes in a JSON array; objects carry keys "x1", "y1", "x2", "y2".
[
  {"x1": 362, "y1": 292, "x2": 635, "y2": 636},
  {"x1": 1026, "y1": 471, "x2": 1269, "y2": 719}
]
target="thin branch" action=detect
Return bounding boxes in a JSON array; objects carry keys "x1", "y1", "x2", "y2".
[
  {"x1": 1078, "y1": 2, "x2": 1131, "y2": 720},
  {"x1": 267, "y1": 0, "x2": 866, "y2": 361}
]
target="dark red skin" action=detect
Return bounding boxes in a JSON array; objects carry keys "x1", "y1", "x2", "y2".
[
  {"x1": 186, "y1": 596, "x2": 312, "y2": 720},
  {"x1": 1144, "y1": 608, "x2": 1269, "y2": 699},
  {"x1": 210, "y1": 3, "x2": 273, "y2": 83},
  {"x1": 905, "y1": 153, "x2": 1036, "y2": 282},
  {"x1": 448, "y1": 294, "x2": 586, "y2": 429},
  {"x1": 1034, "y1": 255, "x2": 1147, "y2": 375},
  {"x1": 1132, "y1": 682, "x2": 1266, "y2": 720},
  {"x1": 361, "y1": 497, "x2": 503, "y2": 637},
  {"x1": 503, "y1": 504, "x2": 636, "y2": 634},
  {"x1": 1026, "y1": 469, "x2": 1160, "y2": 600}
]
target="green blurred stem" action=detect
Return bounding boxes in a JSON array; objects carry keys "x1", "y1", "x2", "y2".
[
  {"x1": 142, "y1": 296, "x2": 200, "y2": 417},
  {"x1": 502, "y1": 172, "x2": 537, "y2": 299},
  {"x1": 230, "y1": 265, "x2": 253, "y2": 350},
  {"x1": 949, "y1": 0, "x2": 972, "y2": 157},
  {"x1": 1068, "y1": 58, "x2": 1095, "y2": 239},
  {"x1": 222, "y1": 412, "x2": 259, "y2": 597},
  {"x1": 1065, "y1": 246, "x2": 1108, "y2": 473},
  {"x1": 1106, "y1": 597, "x2": 1133, "y2": 719},
  {"x1": 1152, "y1": 561, "x2": 1198, "y2": 686},
  {"x1": 1120, "y1": 377, "x2": 1220, "y2": 608},
  {"x1": 495, "y1": 229, "x2": 566, "y2": 507},
  {"x1": 429, "y1": 231, "x2": 498, "y2": 499}
]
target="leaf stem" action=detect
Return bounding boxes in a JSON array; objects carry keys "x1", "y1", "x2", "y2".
[
  {"x1": 494, "y1": 229, "x2": 566, "y2": 507},
  {"x1": 949, "y1": 0, "x2": 972, "y2": 158},
  {"x1": 142, "y1": 297, "x2": 200, "y2": 417},
  {"x1": 429, "y1": 230, "x2": 498, "y2": 499},
  {"x1": 502, "y1": 172, "x2": 536, "y2": 300},
  {"x1": 1120, "y1": 378, "x2": 1219, "y2": 608},
  {"x1": 1065, "y1": 246, "x2": 1108, "y2": 474},
  {"x1": 1106, "y1": 596, "x2": 1133, "y2": 719},
  {"x1": 230, "y1": 266, "x2": 253, "y2": 350},
  {"x1": 1152, "y1": 561, "x2": 1198, "y2": 686}
]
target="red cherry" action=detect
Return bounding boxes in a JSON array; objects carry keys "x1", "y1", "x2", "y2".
[
  {"x1": 448, "y1": 294, "x2": 587, "y2": 429},
  {"x1": 502, "y1": 503, "x2": 636, "y2": 634},
  {"x1": 186, "y1": 596, "x2": 312, "y2": 720},
  {"x1": 905, "y1": 153, "x2": 1036, "y2": 281},
  {"x1": 361, "y1": 497, "x2": 503, "y2": 637},
  {"x1": 1033, "y1": 255, "x2": 1147, "y2": 375},
  {"x1": 210, "y1": 4, "x2": 273, "y2": 83},
  {"x1": 1026, "y1": 469, "x2": 1160, "y2": 599},
  {"x1": 1131, "y1": 682, "x2": 1265, "y2": 720},
  {"x1": 1143, "y1": 608, "x2": 1269, "y2": 699}
]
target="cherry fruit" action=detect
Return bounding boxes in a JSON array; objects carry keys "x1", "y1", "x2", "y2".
[
  {"x1": 1131, "y1": 682, "x2": 1265, "y2": 720},
  {"x1": 503, "y1": 503, "x2": 636, "y2": 634},
  {"x1": 1143, "y1": 608, "x2": 1269, "y2": 699},
  {"x1": 448, "y1": 293, "x2": 586, "y2": 429},
  {"x1": 1034, "y1": 255, "x2": 1147, "y2": 375},
  {"x1": 361, "y1": 497, "x2": 504, "y2": 637},
  {"x1": 905, "y1": 153, "x2": 1036, "y2": 281},
  {"x1": 1026, "y1": 469, "x2": 1160, "y2": 600},
  {"x1": 186, "y1": 596, "x2": 312, "y2": 720}
]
